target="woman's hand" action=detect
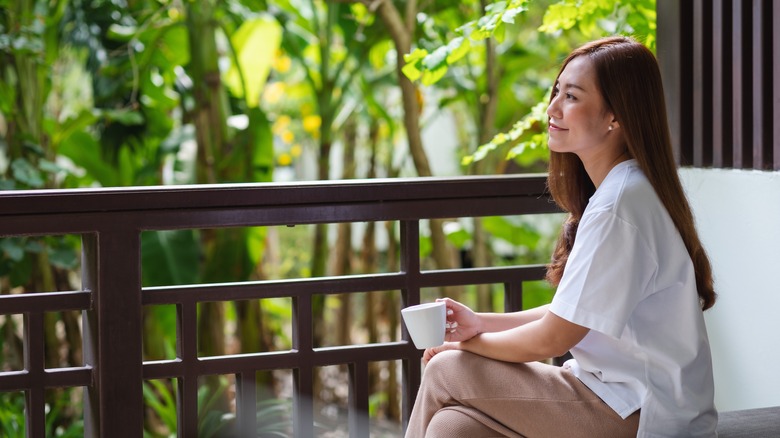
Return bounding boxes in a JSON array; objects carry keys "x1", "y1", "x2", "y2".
[
  {"x1": 423, "y1": 341, "x2": 460, "y2": 364},
  {"x1": 438, "y1": 298, "x2": 481, "y2": 342}
]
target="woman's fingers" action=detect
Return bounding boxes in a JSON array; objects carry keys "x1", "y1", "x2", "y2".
[{"x1": 423, "y1": 342, "x2": 460, "y2": 364}]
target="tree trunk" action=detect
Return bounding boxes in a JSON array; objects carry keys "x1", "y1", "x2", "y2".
[
  {"x1": 186, "y1": 0, "x2": 230, "y2": 359},
  {"x1": 186, "y1": 0, "x2": 229, "y2": 187},
  {"x1": 384, "y1": 219, "x2": 401, "y2": 422},
  {"x1": 474, "y1": 8, "x2": 500, "y2": 311},
  {"x1": 375, "y1": 1, "x2": 459, "y2": 295},
  {"x1": 333, "y1": 119, "x2": 357, "y2": 345},
  {"x1": 186, "y1": 1, "x2": 231, "y2": 415}
]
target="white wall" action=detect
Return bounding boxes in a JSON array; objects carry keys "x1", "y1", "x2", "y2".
[{"x1": 680, "y1": 168, "x2": 780, "y2": 412}]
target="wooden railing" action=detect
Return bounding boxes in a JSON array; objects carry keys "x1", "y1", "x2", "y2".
[
  {"x1": 658, "y1": 0, "x2": 780, "y2": 170},
  {"x1": 0, "y1": 175, "x2": 559, "y2": 437}
]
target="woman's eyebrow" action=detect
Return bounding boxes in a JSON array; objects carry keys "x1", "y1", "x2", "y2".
[{"x1": 560, "y1": 82, "x2": 586, "y2": 92}]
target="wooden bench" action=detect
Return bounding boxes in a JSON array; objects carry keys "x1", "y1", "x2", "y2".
[{"x1": 716, "y1": 406, "x2": 780, "y2": 437}]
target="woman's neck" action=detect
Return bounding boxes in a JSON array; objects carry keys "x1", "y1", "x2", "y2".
[{"x1": 581, "y1": 149, "x2": 631, "y2": 188}]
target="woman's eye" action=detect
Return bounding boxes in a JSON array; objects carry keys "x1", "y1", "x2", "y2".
[{"x1": 566, "y1": 93, "x2": 576, "y2": 100}]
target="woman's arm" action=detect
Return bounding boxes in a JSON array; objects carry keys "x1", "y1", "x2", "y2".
[
  {"x1": 426, "y1": 308, "x2": 588, "y2": 364},
  {"x1": 438, "y1": 299, "x2": 550, "y2": 343},
  {"x1": 477, "y1": 304, "x2": 551, "y2": 333},
  {"x1": 461, "y1": 310, "x2": 588, "y2": 363}
]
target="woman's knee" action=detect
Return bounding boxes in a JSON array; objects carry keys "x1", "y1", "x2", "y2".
[
  {"x1": 426, "y1": 407, "x2": 500, "y2": 438},
  {"x1": 423, "y1": 350, "x2": 469, "y2": 382}
]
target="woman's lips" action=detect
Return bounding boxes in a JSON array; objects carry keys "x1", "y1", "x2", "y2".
[{"x1": 548, "y1": 122, "x2": 567, "y2": 131}]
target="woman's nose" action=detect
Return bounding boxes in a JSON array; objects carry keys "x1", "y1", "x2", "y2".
[{"x1": 547, "y1": 94, "x2": 560, "y2": 119}]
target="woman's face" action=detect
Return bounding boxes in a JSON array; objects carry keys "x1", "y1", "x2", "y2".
[{"x1": 546, "y1": 56, "x2": 615, "y2": 157}]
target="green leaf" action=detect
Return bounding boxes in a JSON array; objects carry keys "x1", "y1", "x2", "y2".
[
  {"x1": 11, "y1": 158, "x2": 44, "y2": 188},
  {"x1": 102, "y1": 108, "x2": 144, "y2": 126},
  {"x1": 522, "y1": 280, "x2": 556, "y2": 310},
  {"x1": 0, "y1": 238, "x2": 25, "y2": 262},
  {"x1": 225, "y1": 16, "x2": 282, "y2": 108},
  {"x1": 38, "y1": 159, "x2": 61, "y2": 174},
  {"x1": 141, "y1": 230, "x2": 200, "y2": 287},
  {"x1": 422, "y1": 45, "x2": 449, "y2": 71},
  {"x1": 106, "y1": 24, "x2": 136, "y2": 42},
  {"x1": 59, "y1": 131, "x2": 118, "y2": 187},
  {"x1": 248, "y1": 107, "x2": 275, "y2": 183},
  {"x1": 483, "y1": 216, "x2": 541, "y2": 248},
  {"x1": 143, "y1": 24, "x2": 190, "y2": 72},
  {"x1": 485, "y1": 1, "x2": 508, "y2": 14},
  {"x1": 50, "y1": 109, "x2": 99, "y2": 149},
  {"x1": 246, "y1": 227, "x2": 268, "y2": 268},
  {"x1": 444, "y1": 225, "x2": 471, "y2": 249},
  {"x1": 421, "y1": 65, "x2": 447, "y2": 86},
  {"x1": 539, "y1": 2, "x2": 579, "y2": 33},
  {"x1": 401, "y1": 61, "x2": 422, "y2": 82},
  {"x1": 118, "y1": 146, "x2": 135, "y2": 186},
  {"x1": 403, "y1": 47, "x2": 428, "y2": 66},
  {"x1": 369, "y1": 40, "x2": 393, "y2": 70},
  {"x1": 48, "y1": 248, "x2": 78, "y2": 269},
  {"x1": 6, "y1": 251, "x2": 33, "y2": 287},
  {"x1": 405, "y1": 0, "x2": 530, "y2": 83},
  {"x1": 464, "y1": 96, "x2": 549, "y2": 166},
  {"x1": 502, "y1": 6, "x2": 527, "y2": 24},
  {"x1": 445, "y1": 37, "x2": 470, "y2": 64},
  {"x1": 493, "y1": 21, "x2": 507, "y2": 43}
]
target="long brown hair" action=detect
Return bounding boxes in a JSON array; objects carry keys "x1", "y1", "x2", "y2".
[{"x1": 545, "y1": 36, "x2": 716, "y2": 310}]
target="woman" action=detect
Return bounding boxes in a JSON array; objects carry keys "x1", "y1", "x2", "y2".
[{"x1": 405, "y1": 36, "x2": 718, "y2": 437}]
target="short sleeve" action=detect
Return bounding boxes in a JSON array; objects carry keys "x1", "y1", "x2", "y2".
[{"x1": 549, "y1": 211, "x2": 657, "y2": 338}]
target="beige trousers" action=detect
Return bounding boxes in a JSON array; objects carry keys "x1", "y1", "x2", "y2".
[{"x1": 405, "y1": 350, "x2": 640, "y2": 438}]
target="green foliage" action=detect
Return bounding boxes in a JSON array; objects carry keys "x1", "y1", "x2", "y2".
[
  {"x1": 540, "y1": 0, "x2": 656, "y2": 50},
  {"x1": 482, "y1": 216, "x2": 542, "y2": 249},
  {"x1": 143, "y1": 380, "x2": 178, "y2": 435},
  {"x1": 402, "y1": 37, "x2": 471, "y2": 86},
  {"x1": 463, "y1": 98, "x2": 549, "y2": 166},
  {"x1": 142, "y1": 230, "x2": 200, "y2": 287},
  {"x1": 142, "y1": 378, "x2": 233, "y2": 438},
  {"x1": 0, "y1": 390, "x2": 84, "y2": 437},
  {"x1": 0, "y1": 392, "x2": 24, "y2": 438},
  {"x1": 142, "y1": 378, "x2": 292, "y2": 437},
  {"x1": 225, "y1": 16, "x2": 282, "y2": 108},
  {"x1": 403, "y1": 0, "x2": 530, "y2": 85},
  {"x1": 462, "y1": 0, "x2": 532, "y2": 42},
  {"x1": 0, "y1": 235, "x2": 78, "y2": 287},
  {"x1": 255, "y1": 399, "x2": 293, "y2": 437},
  {"x1": 522, "y1": 280, "x2": 556, "y2": 310}
]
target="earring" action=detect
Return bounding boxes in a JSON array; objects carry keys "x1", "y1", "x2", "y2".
[{"x1": 608, "y1": 125, "x2": 613, "y2": 131}]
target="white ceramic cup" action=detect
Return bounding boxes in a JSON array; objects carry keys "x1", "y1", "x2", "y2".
[{"x1": 401, "y1": 301, "x2": 446, "y2": 349}]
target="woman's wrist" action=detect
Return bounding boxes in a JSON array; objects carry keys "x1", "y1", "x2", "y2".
[{"x1": 474, "y1": 313, "x2": 487, "y2": 335}]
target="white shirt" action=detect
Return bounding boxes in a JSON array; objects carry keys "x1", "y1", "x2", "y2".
[{"x1": 549, "y1": 160, "x2": 717, "y2": 437}]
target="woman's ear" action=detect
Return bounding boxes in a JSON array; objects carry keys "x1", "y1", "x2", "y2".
[{"x1": 609, "y1": 117, "x2": 620, "y2": 131}]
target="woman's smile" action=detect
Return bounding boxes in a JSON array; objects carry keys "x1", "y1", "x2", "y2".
[{"x1": 548, "y1": 121, "x2": 567, "y2": 132}]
